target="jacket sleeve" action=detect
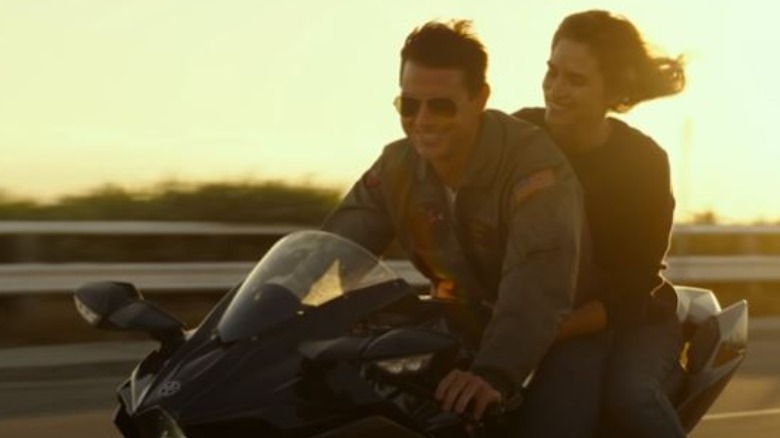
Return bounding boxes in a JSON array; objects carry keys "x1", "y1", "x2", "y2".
[
  {"x1": 471, "y1": 161, "x2": 583, "y2": 393},
  {"x1": 598, "y1": 147, "x2": 675, "y2": 327},
  {"x1": 320, "y1": 156, "x2": 396, "y2": 256}
]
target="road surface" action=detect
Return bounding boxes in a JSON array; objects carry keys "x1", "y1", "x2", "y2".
[{"x1": 0, "y1": 334, "x2": 777, "y2": 437}]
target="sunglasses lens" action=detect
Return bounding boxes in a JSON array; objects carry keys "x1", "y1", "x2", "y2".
[
  {"x1": 428, "y1": 98, "x2": 458, "y2": 117},
  {"x1": 397, "y1": 96, "x2": 421, "y2": 117},
  {"x1": 394, "y1": 96, "x2": 458, "y2": 118}
]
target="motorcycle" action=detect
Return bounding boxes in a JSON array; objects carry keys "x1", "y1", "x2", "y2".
[{"x1": 73, "y1": 230, "x2": 748, "y2": 437}]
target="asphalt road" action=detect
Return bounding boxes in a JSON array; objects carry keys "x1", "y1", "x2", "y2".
[
  {"x1": 0, "y1": 336, "x2": 778, "y2": 437},
  {"x1": 689, "y1": 334, "x2": 780, "y2": 437}
]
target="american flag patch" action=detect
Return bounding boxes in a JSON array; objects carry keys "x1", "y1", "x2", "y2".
[{"x1": 513, "y1": 168, "x2": 556, "y2": 204}]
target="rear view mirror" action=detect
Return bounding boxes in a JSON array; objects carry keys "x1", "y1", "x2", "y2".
[
  {"x1": 74, "y1": 281, "x2": 140, "y2": 328},
  {"x1": 74, "y1": 281, "x2": 185, "y2": 342}
]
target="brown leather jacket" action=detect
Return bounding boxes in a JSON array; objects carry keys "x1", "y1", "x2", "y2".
[{"x1": 322, "y1": 109, "x2": 586, "y2": 394}]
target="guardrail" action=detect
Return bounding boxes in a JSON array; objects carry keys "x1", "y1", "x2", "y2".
[
  {"x1": 1, "y1": 256, "x2": 778, "y2": 295},
  {"x1": 0, "y1": 221, "x2": 309, "y2": 236},
  {"x1": 0, "y1": 261, "x2": 429, "y2": 294},
  {"x1": 0, "y1": 221, "x2": 778, "y2": 295}
]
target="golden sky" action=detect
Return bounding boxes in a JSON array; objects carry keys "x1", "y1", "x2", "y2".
[{"x1": 0, "y1": 0, "x2": 778, "y2": 222}]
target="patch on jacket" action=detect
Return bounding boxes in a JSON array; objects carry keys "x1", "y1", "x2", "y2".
[
  {"x1": 469, "y1": 220, "x2": 492, "y2": 243},
  {"x1": 512, "y1": 168, "x2": 555, "y2": 204}
]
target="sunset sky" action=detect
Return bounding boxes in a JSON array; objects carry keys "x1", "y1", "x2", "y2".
[{"x1": 0, "y1": 0, "x2": 778, "y2": 223}]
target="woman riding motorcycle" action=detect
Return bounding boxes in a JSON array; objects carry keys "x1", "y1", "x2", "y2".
[{"x1": 513, "y1": 9, "x2": 687, "y2": 437}]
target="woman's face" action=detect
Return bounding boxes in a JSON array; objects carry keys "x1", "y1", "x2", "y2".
[{"x1": 542, "y1": 38, "x2": 610, "y2": 129}]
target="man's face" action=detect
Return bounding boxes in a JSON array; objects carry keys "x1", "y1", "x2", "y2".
[
  {"x1": 542, "y1": 38, "x2": 610, "y2": 129},
  {"x1": 398, "y1": 61, "x2": 486, "y2": 163}
]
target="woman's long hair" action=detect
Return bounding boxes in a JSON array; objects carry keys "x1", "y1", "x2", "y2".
[{"x1": 553, "y1": 10, "x2": 685, "y2": 112}]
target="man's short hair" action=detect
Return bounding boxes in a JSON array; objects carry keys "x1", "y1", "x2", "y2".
[{"x1": 400, "y1": 20, "x2": 488, "y2": 96}]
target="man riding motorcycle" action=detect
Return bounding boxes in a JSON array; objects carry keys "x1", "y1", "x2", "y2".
[{"x1": 321, "y1": 19, "x2": 587, "y2": 426}]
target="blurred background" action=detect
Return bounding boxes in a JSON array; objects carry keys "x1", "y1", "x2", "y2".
[
  {"x1": 1, "y1": 0, "x2": 779, "y2": 222},
  {"x1": 0, "y1": 1, "x2": 778, "y2": 436},
  {"x1": 0, "y1": 0, "x2": 777, "y2": 344}
]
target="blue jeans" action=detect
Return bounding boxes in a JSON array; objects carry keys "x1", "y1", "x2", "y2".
[
  {"x1": 511, "y1": 331, "x2": 612, "y2": 437},
  {"x1": 600, "y1": 313, "x2": 686, "y2": 438}
]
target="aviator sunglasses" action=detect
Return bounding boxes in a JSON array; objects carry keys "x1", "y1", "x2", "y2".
[{"x1": 393, "y1": 95, "x2": 459, "y2": 118}]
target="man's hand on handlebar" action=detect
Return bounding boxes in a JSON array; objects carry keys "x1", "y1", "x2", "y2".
[{"x1": 435, "y1": 369, "x2": 502, "y2": 421}]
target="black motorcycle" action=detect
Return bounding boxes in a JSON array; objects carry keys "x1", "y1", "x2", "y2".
[{"x1": 73, "y1": 230, "x2": 748, "y2": 437}]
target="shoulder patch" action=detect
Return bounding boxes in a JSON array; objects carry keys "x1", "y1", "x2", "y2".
[{"x1": 512, "y1": 168, "x2": 556, "y2": 204}]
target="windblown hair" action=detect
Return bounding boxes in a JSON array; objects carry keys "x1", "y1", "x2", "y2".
[
  {"x1": 554, "y1": 10, "x2": 685, "y2": 112},
  {"x1": 400, "y1": 20, "x2": 488, "y2": 96}
]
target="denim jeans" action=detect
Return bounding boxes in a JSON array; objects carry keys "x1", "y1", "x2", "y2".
[
  {"x1": 511, "y1": 330, "x2": 612, "y2": 437},
  {"x1": 600, "y1": 313, "x2": 686, "y2": 438}
]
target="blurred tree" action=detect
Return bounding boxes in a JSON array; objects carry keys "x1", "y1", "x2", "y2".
[
  {"x1": 0, "y1": 180, "x2": 341, "y2": 224},
  {"x1": 689, "y1": 210, "x2": 719, "y2": 225}
]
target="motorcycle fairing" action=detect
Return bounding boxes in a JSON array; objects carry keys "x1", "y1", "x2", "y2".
[{"x1": 676, "y1": 298, "x2": 748, "y2": 432}]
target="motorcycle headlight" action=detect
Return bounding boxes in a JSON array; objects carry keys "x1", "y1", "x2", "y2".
[{"x1": 374, "y1": 353, "x2": 434, "y2": 375}]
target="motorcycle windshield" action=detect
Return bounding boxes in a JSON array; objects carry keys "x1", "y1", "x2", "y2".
[{"x1": 216, "y1": 230, "x2": 400, "y2": 342}]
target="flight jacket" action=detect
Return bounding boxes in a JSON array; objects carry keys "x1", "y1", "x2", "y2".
[{"x1": 322, "y1": 109, "x2": 586, "y2": 395}]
